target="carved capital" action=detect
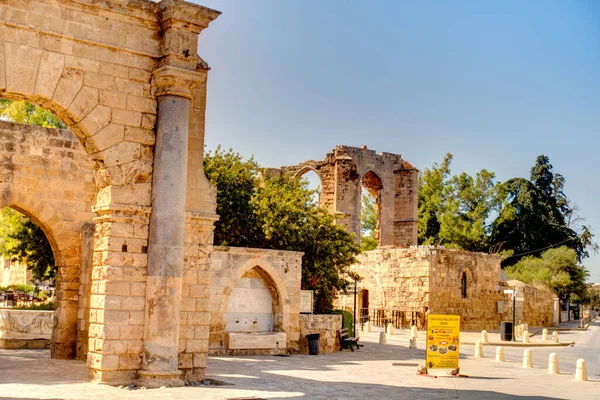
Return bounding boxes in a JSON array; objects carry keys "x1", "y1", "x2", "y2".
[
  {"x1": 157, "y1": 0, "x2": 221, "y2": 70},
  {"x1": 158, "y1": 0, "x2": 221, "y2": 34},
  {"x1": 152, "y1": 65, "x2": 205, "y2": 100}
]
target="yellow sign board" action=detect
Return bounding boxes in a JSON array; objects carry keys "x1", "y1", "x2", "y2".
[{"x1": 426, "y1": 314, "x2": 460, "y2": 369}]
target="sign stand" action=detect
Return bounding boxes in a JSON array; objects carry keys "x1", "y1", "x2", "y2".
[{"x1": 418, "y1": 314, "x2": 468, "y2": 378}]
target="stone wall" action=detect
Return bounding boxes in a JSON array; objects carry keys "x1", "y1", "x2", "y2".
[
  {"x1": 207, "y1": 246, "x2": 303, "y2": 355},
  {"x1": 0, "y1": 257, "x2": 32, "y2": 287},
  {"x1": 0, "y1": 119, "x2": 96, "y2": 360},
  {"x1": 299, "y1": 314, "x2": 342, "y2": 354},
  {"x1": 503, "y1": 280, "x2": 554, "y2": 327},
  {"x1": 337, "y1": 248, "x2": 506, "y2": 331},
  {"x1": 428, "y1": 250, "x2": 504, "y2": 330},
  {"x1": 0, "y1": 309, "x2": 53, "y2": 349}
]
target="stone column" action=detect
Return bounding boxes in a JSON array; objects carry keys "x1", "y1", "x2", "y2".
[{"x1": 138, "y1": 67, "x2": 198, "y2": 388}]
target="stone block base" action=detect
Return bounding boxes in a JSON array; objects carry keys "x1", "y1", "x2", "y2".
[
  {"x1": 0, "y1": 338, "x2": 50, "y2": 349},
  {"x1": 89, "y1": 369, "x2": 137, "y2": 386},
  {"x1": 225, "y1": 332, "x2": 287, "y2": 350},
  {"x1": 137, "y1": 370, "x2": 184, "y2": 388}
]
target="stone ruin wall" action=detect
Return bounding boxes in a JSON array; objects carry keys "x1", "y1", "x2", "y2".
[
  {"x1": 278, "y1": 145, "x2": 418, "y2": 248},
  {"x1": 427, "y1": 250, "x2": 504, "y2": 331},
  {"x1": 1, "y1": 257, "x2": 32, "y2": 287},
  {"x1": 503, "y1": 280, "x2": 554, "y2": 328},
  {"x1": 206, "y1": 246, "x2": 302, "y2": 355}
]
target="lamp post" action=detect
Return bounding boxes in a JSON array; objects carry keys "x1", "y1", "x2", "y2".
[
  {"x1": 353, "y1": 279, "x2": 357, "y2": 336},
  {"x1": 512, "y1": 286, "x2": 516, "y2": 342}
]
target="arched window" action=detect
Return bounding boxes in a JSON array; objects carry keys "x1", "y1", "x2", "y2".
[{"x1": 461, "y1": 272, "x2": 467, "y2": 299}]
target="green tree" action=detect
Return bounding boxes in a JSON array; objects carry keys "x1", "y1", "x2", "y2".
[
  {"x1": 204, "y1": 148, "x2": 360, "y2": 313},
  {"x1": 438, "y1": 169, "x2": 500, "y2": 252},
  {"x1": 492, "y1": 155, "x2": 594, "y2": 266},
  {"x1": 203, "y1": 146, "x2": 264, "y2": 247},
  {"x1": 0, "y1": 99, "x2": 66, "y2": 129},
  {"x1": 505, "y1": 246, "x2": 589, "y2": 302},
  {"x1": 0, "y1": 208, "x2": 55, "y2": 282},
  {"x1": 418, "y1": 153, "x2": 453, "y2": 245},
  {"x1": 360, "y1": 193, "x2": 378, "y2": 251}
]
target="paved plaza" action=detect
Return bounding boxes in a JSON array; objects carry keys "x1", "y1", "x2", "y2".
[{"x1": 1, "y1": 322, "x2": 598, "y2": 400}]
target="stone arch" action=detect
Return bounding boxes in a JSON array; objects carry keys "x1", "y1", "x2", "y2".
[
  {"x1": 1, "y1": 0, "x2": 222, "y2": 385},
  {"x1": 293, "y1": 165, "x2": 324, "y2": 187},
  {"x1": 0, "y1": 118, "x2": 97, "y2": 359},
  {"x1": 1, "y1": 201, "x2": 83, "y2": 358}
]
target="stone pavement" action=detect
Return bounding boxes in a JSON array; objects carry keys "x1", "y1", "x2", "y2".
[{"x1": 1, "y1": 328, "x2": 598, "y2": 400}]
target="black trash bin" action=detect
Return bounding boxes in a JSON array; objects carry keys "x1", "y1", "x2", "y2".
[
  {"x1": 500, "y1": 321, "x2": 513, "y2": 341},
  {"x1": 306, "y1": 333, "x2": 321, "y2": 355}
]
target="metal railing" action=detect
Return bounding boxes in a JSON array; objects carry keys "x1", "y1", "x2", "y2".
[{"x1": 360, "y1": 308, "x2": 425, "y2": 329}]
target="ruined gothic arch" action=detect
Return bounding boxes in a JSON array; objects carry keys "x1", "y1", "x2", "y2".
[
  {"x1": 294, "y1": 165, "x2": 324, "y2": 205},
  {"x1": 278, "y1": 145, "x2": 419, "y2": 248}
]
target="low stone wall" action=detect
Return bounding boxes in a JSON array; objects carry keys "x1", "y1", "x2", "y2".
[
  {"x1": 0, "y1": 309, "x2": 53, "y2": 349},
  {"x1": 299, "y1": 314, "x2": 342, "y2": 354},
  {"x1": 503, "y1": 280, "x2": 554, "y2": 327}
]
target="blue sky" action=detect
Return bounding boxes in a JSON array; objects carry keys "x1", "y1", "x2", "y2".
[{"x1": 192, "y1": 0, "x2": 600, "y2": 280}]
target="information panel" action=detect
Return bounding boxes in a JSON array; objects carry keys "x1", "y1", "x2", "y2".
[
  {"x1": 300, "y1": 290, "x2": 314, "y2": 313},
  {"x1": 426, "y1": 314, "x2": 460, "y2": 369}
]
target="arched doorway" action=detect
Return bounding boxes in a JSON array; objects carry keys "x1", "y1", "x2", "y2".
[{"x1": 0, "y1": 100, "x2": 97, "y2": 360}]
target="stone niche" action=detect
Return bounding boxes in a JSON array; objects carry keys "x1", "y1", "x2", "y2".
[{"x1": 208, "y1": 247, "x2": 302, "y2": 355}]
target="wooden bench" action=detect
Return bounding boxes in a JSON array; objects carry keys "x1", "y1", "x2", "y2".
[{"x1": 338, "y1": 328, "x2": 359, "y2": 352}]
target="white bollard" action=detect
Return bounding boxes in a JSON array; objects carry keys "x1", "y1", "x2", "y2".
[
  {"x1": 576, "y1": 359, "x2": 588, "y2": 381},
  {"x1": 409, "y1": 335, "x2": 417, "y2": 349},
  {"x1": 552, "y1": 331, "x2": 559, "y2": 343},
  {"x1": 355, "y1": 327, "x2": 360, "y2": 339},
  {"x1": 495, "y1": 346, "x2": 505, "y2": 362},
  {"x1": 386, "y1": 323, "x2": 394, "y2": 336},
  {"x1": 542, "y1": 328, "x2": 549, "y2": 341},
  {"x1": 410, "y1": 325, "x2": 418, "y2": 339},
  {"x1": 515, "y1": 325, "x2": 521, "y2": 337},
  {"x1": 481, "y1": 330, "x2": 489, "y2": 344},
  {"x1": 548, "y1": 353, "x2": 559, "y2": 374},
  {"x1": 475, "y1": 340, "x2": 484, "y2": 358},
  {"x1": 366, "y1": 321, "x2": 371, "y2": 333},
  {"x1": 523, "y1": 349, "x2": 533, "y2": 368},
  {"x1": 523, "y1": 331, "x2": 530, "y2": 344},
  {"x1": 379, "y1": 330, "x2": 387, "y2": 345}
]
